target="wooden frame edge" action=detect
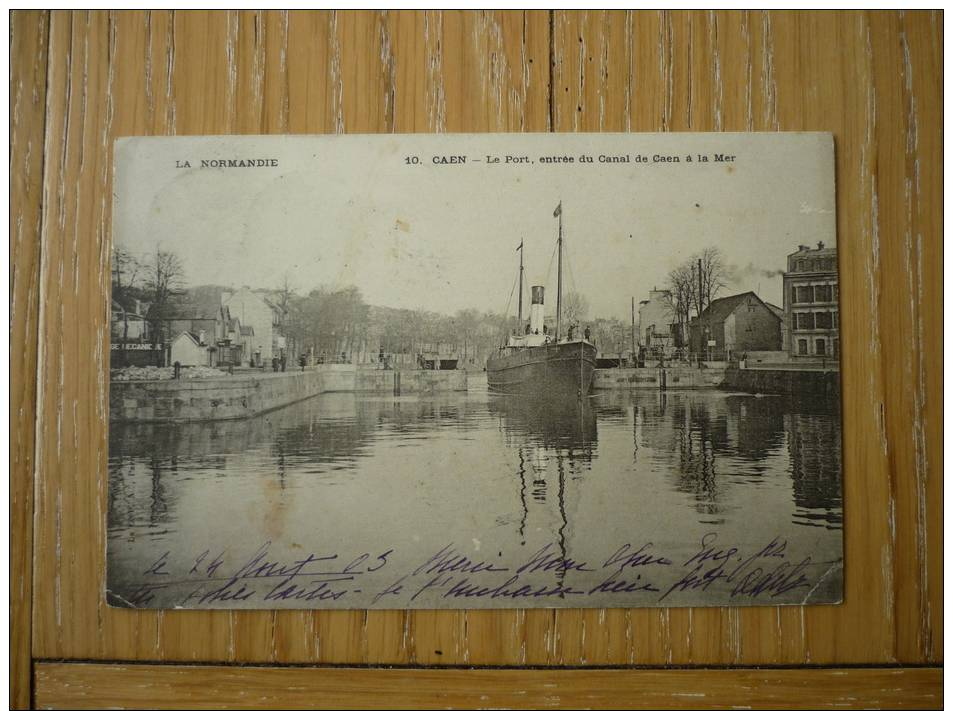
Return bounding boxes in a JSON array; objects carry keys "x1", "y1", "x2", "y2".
[
  {"x1": 10, "y1": 9, "x2": 51, "y2": 710},
  {"x1": 34, "y1": 663, "x2": 942, "y2": 710}
]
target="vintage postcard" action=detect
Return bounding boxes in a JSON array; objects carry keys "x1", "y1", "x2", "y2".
[{"x1": 107, "y1": 133, "x2": 843, "y2": 609}]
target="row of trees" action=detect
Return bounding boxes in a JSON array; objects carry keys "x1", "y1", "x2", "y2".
[
  {"x1": 111, "y1": 244, "x2": 636, "y2": 364},
  {"x1": 110, "y1": 247, "x2": 525, "y2": 364},
  {"x1": 244, "y1": 272, "x2": 603, "y2": 363},
  {"x1": 283, "y1": 289, "x2": 518, "y2": 365}
]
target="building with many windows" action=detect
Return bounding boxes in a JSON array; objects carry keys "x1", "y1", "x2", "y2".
[{"x1": 782, "y1": 242, "x2": 839, "y2": 359}]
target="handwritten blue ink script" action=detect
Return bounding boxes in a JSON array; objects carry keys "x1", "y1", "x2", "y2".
[{"x1": 108, "y1": 533, "x2": 842, "y2": 609}]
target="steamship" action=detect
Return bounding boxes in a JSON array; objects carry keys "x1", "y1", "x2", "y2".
[{"x1": 486, "y1": 203, "x2": 597, "y2": 396}]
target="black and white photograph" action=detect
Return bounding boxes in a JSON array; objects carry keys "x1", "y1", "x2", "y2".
[{"x1": 107, "y1": 133, "x2": 842, "y2": 609}]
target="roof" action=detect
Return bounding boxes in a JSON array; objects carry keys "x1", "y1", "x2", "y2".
[
  {"x1": 172, "y1": 330, "x2": 202, "y2": 346},
  {"x1": 787, "y1": 245, "x2": 837, "y2": 258},
  {"x1": 111, "y1": 299, "x2": 146, "y2": 319},
  {"x1": 698, "y1": 291, "x2": 781, "y2": 324},
  {"x1": 240, "y1": 325, "x2": 255, "y2": 336},
  {"x1": 186, "y1": 285, "x2": 229, "y2": 320}
]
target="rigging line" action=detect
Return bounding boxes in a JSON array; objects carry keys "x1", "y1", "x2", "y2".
[
  {"x1": 499, "y1": 270, "x2": 520, "y2": 340},
  {"x1": 563, "y1": 211, "x2": 574, "y2": 288},
  {"x1": 517, "y1": 253, "x2": 529, "y2": 322},
  {"x1": 561, "y1": 216, "x2": 580, "y2": 319},
  {"x1": 568, "y1": 257, "x2": 580, "y2": 315},
  {"x1": 502, "y1": 271, "x2": 518, "y2": 317},
  {"x1": 523, "y1": 250, "x2": 532, "y2": 307},
  {"x1": 565, "y1": 243, "x2": 577, "y2": 296},
  {"x1": 543, "y1": 238, "x2": 559, "y2": 299}
]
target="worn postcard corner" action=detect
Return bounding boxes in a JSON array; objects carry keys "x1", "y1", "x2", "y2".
[{"x1": 107, "y1": 133, "x2": 843, "y2": 610}]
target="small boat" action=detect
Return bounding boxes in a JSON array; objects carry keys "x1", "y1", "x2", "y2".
[{"x1": 486, "y1": 202, "x2": 597, "y2": 396}]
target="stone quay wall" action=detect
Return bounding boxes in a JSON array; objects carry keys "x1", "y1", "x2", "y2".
[
  {"x1": 110, "y1": 366, "x2": 468, "y2": 423},
  {"x1": 593, "y1": 366, "x2": 727, "y2": 390},
  {"x1": 721, "y1": 366, "x2": 840, "y2": 397}
]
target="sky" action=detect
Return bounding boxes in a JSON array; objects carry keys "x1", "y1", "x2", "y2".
[{"x1": 114, "y1": 133, "x2": 836, "y2": 322}]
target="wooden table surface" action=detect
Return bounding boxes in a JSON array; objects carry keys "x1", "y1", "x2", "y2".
[{"x1": 10, "y1": 10, "x2": 942, "y2": 710}]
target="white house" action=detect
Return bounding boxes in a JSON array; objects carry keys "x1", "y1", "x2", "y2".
[{"x1": 170, "y1": 331, "x2": 207, "y2": 367}]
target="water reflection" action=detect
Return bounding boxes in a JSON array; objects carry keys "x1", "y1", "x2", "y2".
[
  {"x1": 487, "y1": 394, "x2": 597, "y2": 573},
  {"x1": 583, "y1": 390, "x2": 843, "y2": 528},
  {"x1": 109, "y1": 385, "x2": 843, "y2": 588},
  {"x1": 788, "y1": 408, "x2": 843, "y2": 528},
  {"x1": 488, "y1": 394, "x2": 597, "y2": 451}
]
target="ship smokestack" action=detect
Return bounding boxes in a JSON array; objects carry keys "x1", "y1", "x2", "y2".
[{"x1": 530, "y1": 286, "x2": 545, "y2": 334}]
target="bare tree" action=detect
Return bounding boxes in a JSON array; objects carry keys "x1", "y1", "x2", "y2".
[
  {"x1": 111, "y1": 246, "x2": 143, "y2": 365},
  {"x1": 291, "y1": 290, "x2": 518, "y2": 369},
  {"x1": 561, "y1": 291, "x2": 589, "y2": 328},
  {"x1": 666, "y1": 247, "x2": 729, "y2": 354},
  {"x1": 292, "y1": 285, "x2": 371, "y2": 360},
  {"x1": 591, "y1": 317, "x2": 626, "y2": 355},
  {"x1": 455, "y1": 308, "x2": 480, "y2": 361},
  {"x1": 273, "y1": 274, "x2": 299, "y2": 358},
  {"x1": 697, "y1": 246, "x2": 727, "y2": 312},
  {"x1": 665, "y1": 263, "x2": 695, "y2": 346},
  {"x1": 273, "y1": 274, "x2": 297, "y2": 313},
  {"x1": 146, "y1": 248, "x2": 185, "y2": 347}
]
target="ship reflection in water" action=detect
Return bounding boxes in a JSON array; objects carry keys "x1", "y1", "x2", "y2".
[
  {"x1": 486, "y1": 393, "x2": 597, "y2": 584},
  {"x1": 108, "y1": 380, "x2": 842, "y2": 599}
]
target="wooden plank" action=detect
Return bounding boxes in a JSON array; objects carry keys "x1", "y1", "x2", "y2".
[
  {"x1": 32, "y1": 7, "x2": 113, "y2": 661},
  {"x1": 10, "y1": 10, "x2": 51, "y2": 708},
  {"x1": 26, "y1": 9, "x2": 942, "y2": 673},
  {"x1": 33, "y1": 663, "x2": 942, "y2": 710},
  {"x1": 866, "y1": 9, "x2": 943, "y2": 663},
  {"x1": 900, "y1": 8, "x2": 943, "y2": 664}
]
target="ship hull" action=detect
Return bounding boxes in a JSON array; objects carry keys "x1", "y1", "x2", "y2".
[{"x1": 486, "y1": 341, "x2": 597, "y2": 395}]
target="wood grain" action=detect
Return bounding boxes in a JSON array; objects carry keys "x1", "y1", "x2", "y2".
[
  {"x1": 10, "y1": 10, "x2": 50, "y2": 709},
  {"x1": 33, "y1": 663, "x2": 943, "y2": 710},
  {"x1": 10, "y1": 8, "x2": 942, "y2": 709}
]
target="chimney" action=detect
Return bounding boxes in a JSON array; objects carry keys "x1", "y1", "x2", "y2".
[
  {"x1": 798, "y1": 244, "x2": 809, "y2": 252},
  {"x1": 530, "y1": 286, "x2": 545, "y2": 334}
]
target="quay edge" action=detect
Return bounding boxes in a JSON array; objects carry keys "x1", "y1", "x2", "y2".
[
  {"x1": 110, "y1": 366, "x2": 468, "y2": 424},
  {"x1": 592, "y1": 364, "x2": 840, "y2": 397}
]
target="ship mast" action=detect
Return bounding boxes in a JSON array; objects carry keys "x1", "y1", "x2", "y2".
[
  {"x1": 555, "y1": 201, "x2": 563, "y2": 341},
  {"x1": 517, "y1": 239, "x2": 524, "y2": 328}
]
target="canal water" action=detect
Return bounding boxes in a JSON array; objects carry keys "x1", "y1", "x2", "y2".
[{"x1": 107, "y1": 375, "x2": 843, "y2": 609}]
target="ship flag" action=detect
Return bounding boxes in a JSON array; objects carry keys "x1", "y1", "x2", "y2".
[{"x1": 553, "y1": 202, "x2": 562, "y2": 217}]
